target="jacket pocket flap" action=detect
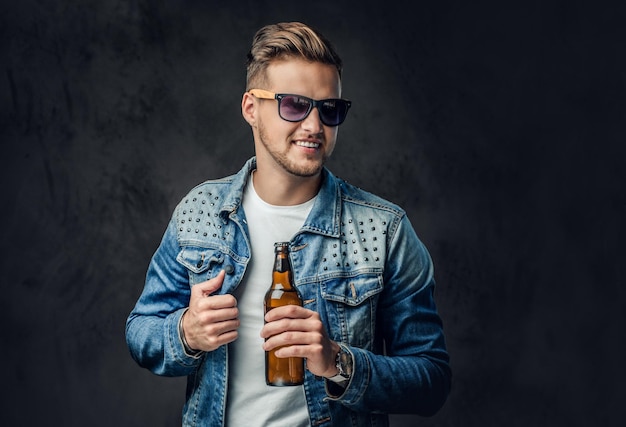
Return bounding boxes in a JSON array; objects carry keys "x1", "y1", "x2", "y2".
[
  {"x1": 177, "y1": 247, "x2": 224, "y2": 274},
  {"x1": 321, "y1": 273, "x2": 383, "y2": 306}
]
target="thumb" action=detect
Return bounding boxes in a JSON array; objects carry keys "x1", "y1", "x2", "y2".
[{"x1": 192, "y1": 269, "x2": 226, "y2": 298}]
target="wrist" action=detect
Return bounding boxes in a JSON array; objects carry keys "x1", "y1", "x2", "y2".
[
  {"x1": 179, "y1": 309, "x2": 202, "y2": 356},
  {"x1": 325, "y1": 344, "x2": 353, "y2": 383}
]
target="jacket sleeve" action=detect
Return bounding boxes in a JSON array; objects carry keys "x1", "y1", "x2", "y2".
[
  {"x1": 326, "y1": 214, "x2": 451, "y2": 416},
  {"x1": 125, "y1": 216, "x2": 205, "y2": 376}
]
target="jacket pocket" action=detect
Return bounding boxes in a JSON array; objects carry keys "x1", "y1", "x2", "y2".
[
  {"x1": 177, "y1": 247, "x2": 224, "y2": 285},
  {"x1": 320, "y1": 273, "x2": 383, "y2": 349}
]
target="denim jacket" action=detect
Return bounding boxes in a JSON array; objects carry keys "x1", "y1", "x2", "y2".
[{"x1": 126, "y1": 157, "x2": 450, "y2": 426}]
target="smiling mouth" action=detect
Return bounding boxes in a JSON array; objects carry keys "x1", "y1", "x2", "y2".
[{"x1": 294, "y1": 140, "x2": 320, "y2": 149}]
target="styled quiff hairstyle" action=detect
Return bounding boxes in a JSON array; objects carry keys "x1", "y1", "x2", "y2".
[{"x1": 246, "y1": 22, "x2": 343, "y2": 90}]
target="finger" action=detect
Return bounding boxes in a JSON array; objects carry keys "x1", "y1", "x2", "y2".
[
  {"x1": 197, "y1": 306, "x2": 239, "y2": 324},
  {"x1": 197, "y1": 326, "x2": 239, "y2": 351},
  {"x1": 196, "y1": 293, "x2": 238, "y2": 311},
  {"x1": 260, "y1": 317, "x2": 310, "y2": 339},
  {"x1": 264, "y1": 304, "x2": 309, "y2": 322},
  {"x1": 192, "y1": 270, "x2": 226, "y2": 298},
  {"x1": 262, "y1": 331, "x2": 312, "y2": 351},
  {"x1": 204, "y1": 318, "x2": 241, "y2": 337}
]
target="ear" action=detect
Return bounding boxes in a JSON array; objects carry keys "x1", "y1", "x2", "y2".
[{"x1": 241, "y1": 92, "x2": 257, "y2": 127}]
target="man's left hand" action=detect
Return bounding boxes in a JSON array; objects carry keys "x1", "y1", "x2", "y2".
[{"x1": 260, "y1": 305, "x2": 340, "y2": 378}]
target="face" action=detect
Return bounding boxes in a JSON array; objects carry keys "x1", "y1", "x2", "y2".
[{"x1": 243, "y1": 59, "x2": 341, "y2": 178}]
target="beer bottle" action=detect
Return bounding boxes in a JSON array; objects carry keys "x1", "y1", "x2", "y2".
[{"x1": 264, "y1": 242, "x2": 304, "y2": 386}]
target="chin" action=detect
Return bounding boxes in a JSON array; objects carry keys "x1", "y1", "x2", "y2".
[{"x1": 288, "y1": 166, "x2": 322, "y2": 178}]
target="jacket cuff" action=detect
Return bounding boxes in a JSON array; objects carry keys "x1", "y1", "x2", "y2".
[
  {"x1": 166, "y1": 308, "x2": 204, "y2": 366},
  {"x1": 324, "y1": 346, "x2": 366, "y2": 404}
]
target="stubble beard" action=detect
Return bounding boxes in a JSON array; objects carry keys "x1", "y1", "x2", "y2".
[{"x1": 258, "y1": 120, "x2": 328, "y2": 178}]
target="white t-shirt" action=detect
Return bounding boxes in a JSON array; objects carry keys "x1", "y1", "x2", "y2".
[{"x1": 225, "y1": 174, "x2": 315, "y2": 427}]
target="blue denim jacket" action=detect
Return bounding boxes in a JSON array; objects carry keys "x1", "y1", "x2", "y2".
[{"x1": 126, "y1": 157, "x2": 450, "y2": 426}]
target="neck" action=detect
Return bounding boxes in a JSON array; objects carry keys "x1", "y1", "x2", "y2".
[{"x1": 252, "y1": 167, "x2": 321, "y2": 206}]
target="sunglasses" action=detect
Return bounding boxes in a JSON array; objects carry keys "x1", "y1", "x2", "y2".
[{"x1": 249, "y1": 89, "x2": 351, "y2": 127}]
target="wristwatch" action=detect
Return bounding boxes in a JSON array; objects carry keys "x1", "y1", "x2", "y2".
[{"x1": 327, "y1": 345, "x2": 353, "y2": 383}]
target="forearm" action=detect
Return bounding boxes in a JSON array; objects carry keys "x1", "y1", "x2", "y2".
[
  {"x1": 327, "y1": 346, "x2": 450, "y2": 415},
  {"x1": 326, "y1": 215, "x2": 451, "y2": 414},
  {"x1": 125, "y1": 216, "x2": 203, "y2": 375},
  {"x1": 126, "y1": 308, "x2": 204, "y2": 376}
]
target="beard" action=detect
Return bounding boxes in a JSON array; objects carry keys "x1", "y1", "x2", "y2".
[{"x1": 257, "y1": 119, "x2": 329, "y2": 178}]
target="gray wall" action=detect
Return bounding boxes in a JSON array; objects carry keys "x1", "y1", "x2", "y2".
[{"x1": 1, "y1": 1, "x2": 624, "y2": 426}]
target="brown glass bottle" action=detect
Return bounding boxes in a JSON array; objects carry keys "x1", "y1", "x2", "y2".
[{"x1": 264, "y1": 242, "x2": 304, "y2": 386}]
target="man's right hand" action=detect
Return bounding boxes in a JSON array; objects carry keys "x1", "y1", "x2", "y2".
[{"x1": 182, "y1": 269, "x2": 240, "y2": 352}]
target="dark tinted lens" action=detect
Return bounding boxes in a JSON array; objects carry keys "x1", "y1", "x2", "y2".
[
  {"x1": 319, "y1": 99, "x2": 349, "y2": 126},
  {"x1": 279, "y1": 96, "x2": 311, "y2": 121}
]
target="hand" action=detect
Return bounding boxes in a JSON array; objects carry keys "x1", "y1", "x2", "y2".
[
  {"x1": 260, "y1": 305, "x2": 340, "y2": 378},
  {"x1": 182, "y1": 270, "x2": 240, "y2": 352}
]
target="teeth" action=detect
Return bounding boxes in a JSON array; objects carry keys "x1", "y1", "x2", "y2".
[{"x1": 295, "y1": 141, "x2": 320, "y2": 148}]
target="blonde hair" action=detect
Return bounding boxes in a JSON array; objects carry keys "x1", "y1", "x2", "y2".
[{"x1": 245, "y1": 22, "x2": 343, "y2": 90}]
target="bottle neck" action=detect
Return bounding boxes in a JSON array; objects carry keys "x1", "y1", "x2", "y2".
[
  {"x1": 272, "y1": 251, "x2": 294, "y2": 290},
  {"x1": 273, "y1": 254, "x2": 290, "y2": 273}
]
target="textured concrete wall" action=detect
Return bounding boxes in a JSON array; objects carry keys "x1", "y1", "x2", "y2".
[{"x1": 1, "y1": 1, "x2": 625, "y2": 426}]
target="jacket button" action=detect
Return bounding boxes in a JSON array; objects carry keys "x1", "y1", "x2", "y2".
[{"x1": 223, "y1": 265, "x2": 234, "y2": 274}]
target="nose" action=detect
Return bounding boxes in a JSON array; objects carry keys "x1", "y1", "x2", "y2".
[{"x1": 300, "y1": 106, "x2": 324, "y2": 134}]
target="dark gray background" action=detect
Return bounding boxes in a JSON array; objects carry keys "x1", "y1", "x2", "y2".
[{"x1": 1, "y1": 1, "x2": 624, "y2": 426}]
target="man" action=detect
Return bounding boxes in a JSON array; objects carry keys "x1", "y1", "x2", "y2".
[{"x1": 126, "y1": 22, "x2": 450, "y2": 426}]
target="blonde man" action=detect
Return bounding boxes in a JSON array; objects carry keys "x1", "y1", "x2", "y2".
[{"x1": 127, "y1": 22, "x2": 450, "y2": 426}]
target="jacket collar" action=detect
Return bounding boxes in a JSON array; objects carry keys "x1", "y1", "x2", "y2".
[
  {"x1": 302, "y1": 167, "x2": 341, "y2": 238},
  {"x1": 219, "y1": 157, "x2": 256, "y2": 218},
  {"x1": 222, "y1": 157, "x2": 341, "y2": 238}
]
